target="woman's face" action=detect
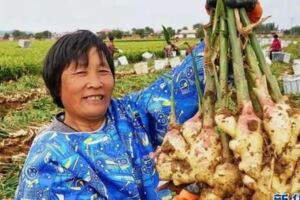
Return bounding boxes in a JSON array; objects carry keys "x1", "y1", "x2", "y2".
[{"x1": 60, "y1": 47, "x2": 114, "y2": 124}]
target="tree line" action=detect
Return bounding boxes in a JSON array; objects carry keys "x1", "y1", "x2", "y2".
[
  {"x1": 256, "y1": 22, "x2": 300, "y2": 36},
  {"x1": 3, "y1": 30, "x2": 52, "y2": 40},
  {"x1": 3, "y1": 23, "x2": 300, "y2": 40},
  {"x1": 2, "y1": 24, "x2": 204, "y2": 40}
]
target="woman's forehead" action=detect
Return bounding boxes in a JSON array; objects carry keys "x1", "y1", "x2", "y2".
[{"x1": 69, "y1": 48, "x2": 108, "y2": 68}]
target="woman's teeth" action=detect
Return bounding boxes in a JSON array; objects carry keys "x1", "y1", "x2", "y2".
[{"x1": 86, "y1": 95, "x2": 103, "y2": 100}]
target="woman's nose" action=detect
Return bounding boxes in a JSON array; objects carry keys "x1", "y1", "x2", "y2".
[{"x1": 86, "y1": 72, "x2": 103, "y2": 88}]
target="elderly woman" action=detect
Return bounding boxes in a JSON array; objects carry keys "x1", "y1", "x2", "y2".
[{"x1": 15, "y1": 30, "x2": 204, "y2": 200}]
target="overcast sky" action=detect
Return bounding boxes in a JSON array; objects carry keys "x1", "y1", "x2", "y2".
[{"x1": 0, "y1": 0, "x2": 299, "y2": 33}]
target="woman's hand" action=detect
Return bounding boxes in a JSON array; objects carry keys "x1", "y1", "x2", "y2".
[{"x1": 149, "y1": 146, "x2": 161, "y2": 162}]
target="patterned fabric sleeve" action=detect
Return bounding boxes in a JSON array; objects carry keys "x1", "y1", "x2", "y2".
[
  {"x1": 14, "y1": 132, "x2": 108, "y2": 200},
  {"x1": 121, "y1": 44, "x2": 205, "y2": 147}
]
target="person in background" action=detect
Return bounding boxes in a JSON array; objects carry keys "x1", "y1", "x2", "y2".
[
  {"x1": 171, "y1": 42, "x2": 180, "y2": 56},
  {"x1": 164, "y1": 40, "x2": 180, "y2": 58},
  {"x1": 173, "y1": 37, "x2": 181, "y2": 56},
  {"x1": 269, "y1": 34, "x2": 282, "y2": 60},
  {"x1": 163, "y1": 41, "x2": 174, "y2": 58},
  {"x1": 107, "y1": 34, "x2": 120, "y2": 57}
]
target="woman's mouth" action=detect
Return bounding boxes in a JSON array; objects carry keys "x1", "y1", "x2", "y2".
[{"x1": 84, "y1": 95, "x2": 104, "y2": 102}]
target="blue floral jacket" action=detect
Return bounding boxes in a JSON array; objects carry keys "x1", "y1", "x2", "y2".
[{"x1": 15, "y1": 44, "x2": 204, "y2": 200}]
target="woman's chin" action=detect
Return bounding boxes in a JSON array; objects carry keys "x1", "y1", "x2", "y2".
[
  {"x1": 85, "y1": 110, "x2": 106, "y2": 119},
  {"x1": 80, "y1": 106, "x2": 107, "y2": 120}
]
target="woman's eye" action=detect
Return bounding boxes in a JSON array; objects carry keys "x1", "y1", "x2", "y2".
[
  {"x1": 75, "y1": 71, "x2": 87, "y2": 75},
  {"x1": 98, "y1": 68, "x2": 111, "y2": 74}
]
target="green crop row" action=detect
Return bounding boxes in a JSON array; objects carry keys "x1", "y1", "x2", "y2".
[
  {"x1": 0, "y1": 39, "x2": 198, "y2": 82},
  {"x1": 0, "y1": 75, "x2": 44, "y2": 95},
  {"x1": 0, "y1": 40, "x2": 52, "y2": 82}
]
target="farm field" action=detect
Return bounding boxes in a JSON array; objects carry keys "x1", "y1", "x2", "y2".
[
  {"x1": 0, "y1": 38, "x2": 199, "y2": 82},
  {"x1": 0, "y1": 37, "x2": 300, "y2": 199}
]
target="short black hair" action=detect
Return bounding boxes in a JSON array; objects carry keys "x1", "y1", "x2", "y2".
[
  {"x1": 273, "y1": 34, "x2": 278, "y2": 39},
  {"x1": 43, "y1": 30, "x2": 115, "y2": 108}
]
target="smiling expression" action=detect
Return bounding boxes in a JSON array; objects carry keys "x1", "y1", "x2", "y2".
[{"x1": 60, "y1": 47, "x2": 114, "y2": 127}]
